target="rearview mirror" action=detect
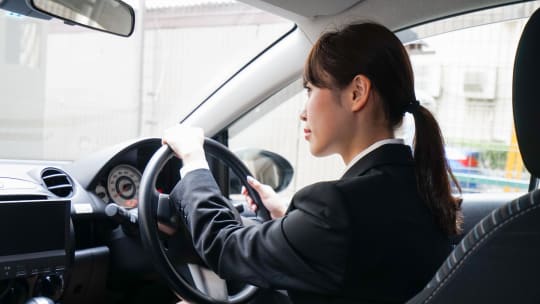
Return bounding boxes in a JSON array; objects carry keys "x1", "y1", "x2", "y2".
[
  {"x1": 231, "y1": 149, "x2": 294, "y2": 193},
  {"x1": 29, "y1": 0, "x2": 135, "y2": 37}
]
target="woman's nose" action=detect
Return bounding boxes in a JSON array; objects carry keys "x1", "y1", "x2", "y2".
[{"x1": 299, "y1": 107, "x2": 307, "y2": 121}]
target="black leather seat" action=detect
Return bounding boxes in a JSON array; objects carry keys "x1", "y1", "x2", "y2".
[
  {"x1": 407, "y1": 7, "x2": 540, "y2": 304},
  {"x1": 449, "y1": 194, "x2": 513, "y2": 246}
]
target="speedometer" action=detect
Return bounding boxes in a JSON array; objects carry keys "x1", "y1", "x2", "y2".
[{"x1": 107, "y1": 164, "x2": 141, "y2": 209}]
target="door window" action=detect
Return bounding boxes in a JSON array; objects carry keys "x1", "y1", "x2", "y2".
[{"x1": 228, "y1": 1, "x2": 540, "y2": 198}]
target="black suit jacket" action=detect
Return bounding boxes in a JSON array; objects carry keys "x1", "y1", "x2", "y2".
[{"x1": 170, "y1": 144, "x2": 452, "y2": 303}]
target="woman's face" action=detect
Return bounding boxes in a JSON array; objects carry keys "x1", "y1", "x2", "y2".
[{"x1": 300, "y1": 83, "x2": 352, "y2": 157}]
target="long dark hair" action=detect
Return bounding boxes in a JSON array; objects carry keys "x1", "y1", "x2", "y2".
[{"x1": 304, "y1": 22, "x2": 463, "y2": 236}]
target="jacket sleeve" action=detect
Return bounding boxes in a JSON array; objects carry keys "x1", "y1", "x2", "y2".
[{"x1": 170, "y1": 168, "x2": 350, "y2": 293}]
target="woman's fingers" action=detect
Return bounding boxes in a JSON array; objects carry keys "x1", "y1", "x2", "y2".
[
  {"x1": 241, "y1": 186, "x2": 257, "y2": 212},
  {"x1": 246, "y1": 176, "x2": 264, "y2": 212},
  {"x1": 247, "y1": 175, "x2": 272, "y2": 196},
  {"x1": 245, "y1": 176, "x2": 285, "y2": 219},
  {"x1": 249, "y1": 203, "x2": 258, "y2": 212},
  {"x1": 246, "y1": 176, "x2": 261, "y2": 190},
  {"x1": 162, "y1": 125, "x2": 205, "y2": 160}
]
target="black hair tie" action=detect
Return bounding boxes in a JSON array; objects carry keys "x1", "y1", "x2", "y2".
[{"x1": 404, "y1": 99, "x2": 420, "y2": 114}]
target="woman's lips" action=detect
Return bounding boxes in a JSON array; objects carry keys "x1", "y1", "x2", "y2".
[{"x1": 303, "y1": 128, "x2": 311, "y2": 140}]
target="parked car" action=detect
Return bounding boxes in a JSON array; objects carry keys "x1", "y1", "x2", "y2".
[
  {"x1": 0, "y1": 0, "x2": 538, "y2": 303},
  {"x1": 446, "y1": 147, "x2": 482, "y2": 191}
]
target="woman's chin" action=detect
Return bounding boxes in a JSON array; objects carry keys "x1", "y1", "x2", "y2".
[
  {"x1": 309, "y1": 145, "x2": 329, "y2": 158},
  {"x1": 309, "y1": 146, "x2": 321, "y2": 157}
]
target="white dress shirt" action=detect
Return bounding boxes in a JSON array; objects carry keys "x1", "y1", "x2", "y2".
[
  {"x1": 180, "y1": 158, "x2": 210, "y2": 178},
  {"x1": 342, "y1": 138, "x2": 405, "y2": 177}
]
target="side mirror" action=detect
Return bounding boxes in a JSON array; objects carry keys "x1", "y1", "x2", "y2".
[
  {"x1": 230, "y1": 149, "x2": 294, "y2": 193},
  {"x1": 29, "y1": 0, "x2": 135, "y2": 37}
]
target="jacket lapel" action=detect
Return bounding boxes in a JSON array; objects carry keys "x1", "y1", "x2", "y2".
[{"x1": 341, "y1": 144, "x2": 414, "y2": 179}]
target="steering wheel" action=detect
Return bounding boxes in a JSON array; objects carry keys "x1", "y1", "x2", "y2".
[{"x1": 138, "y1": 138, "x2": 271, "y2": 303}]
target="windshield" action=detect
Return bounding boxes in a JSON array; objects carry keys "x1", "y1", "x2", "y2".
[{"x1": 0, "y1": 0, "x2": 292, "y2": 161}]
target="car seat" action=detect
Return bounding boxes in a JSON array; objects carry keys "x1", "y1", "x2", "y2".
[{"x1": 406, "y1": 7, "x2": 540, "y2": 304}]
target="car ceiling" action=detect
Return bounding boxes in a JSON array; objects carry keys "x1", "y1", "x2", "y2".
[
  {"x1": 241, "y1": 0, "x2": 523, "y2": 41},
  {"x1": 239, "y1": 0, "x2": 364, "y2": 19}
]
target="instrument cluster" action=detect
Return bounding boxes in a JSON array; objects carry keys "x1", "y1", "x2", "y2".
[{"x1": 95, "y1": 164, "x2": 141, "y2": 208}]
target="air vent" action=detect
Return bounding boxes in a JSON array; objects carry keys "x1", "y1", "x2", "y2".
[
  {"x1": 41, "y1": 168, "x2": 73, "y2": 197},
  {"x1": 0, "y1": 195, "x2": 48, "y2": 202}
]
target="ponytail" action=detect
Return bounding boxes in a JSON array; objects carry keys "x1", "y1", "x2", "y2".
[{"x1": 410, "y1": 105, "x2": 463, "y2": 236}]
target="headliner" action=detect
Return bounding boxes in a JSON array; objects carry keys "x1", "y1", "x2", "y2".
[{"x1": 240, "y1": 0, "x2": 524, "y2": 42}]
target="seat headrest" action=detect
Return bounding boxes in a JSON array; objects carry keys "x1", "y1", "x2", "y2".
[{"x1": 513, "y1": 8, "x2": 540, "y2": 177}]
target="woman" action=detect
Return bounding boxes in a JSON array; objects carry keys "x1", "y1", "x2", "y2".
[{"x1": 163, "y1": 22, "x2": 462, "y2": 303}]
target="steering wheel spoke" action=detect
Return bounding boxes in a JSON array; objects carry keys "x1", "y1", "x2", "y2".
[
  {"x1": 188, "y1": 264, "x2": 229, "y2": 301},
  {"x1": 156, "y1": 193, "x2": 182, "y2": 236}
]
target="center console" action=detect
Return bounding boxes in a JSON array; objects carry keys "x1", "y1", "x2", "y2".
[{"x1": 0, "y1": 199, "x2": 72, "y2": 302}]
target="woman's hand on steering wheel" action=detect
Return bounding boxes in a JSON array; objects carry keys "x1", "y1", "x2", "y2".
[
  {"x1": 162, "y1": 124, "x2": 206, "y2": 165},
  {"x1": 242, "y1": 176, "x2": 287, "y2": 219}
]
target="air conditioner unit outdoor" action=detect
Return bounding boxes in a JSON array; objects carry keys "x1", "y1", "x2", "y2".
[{"x1": 463, "y1": 68, "x2": 496, "y2": 100}]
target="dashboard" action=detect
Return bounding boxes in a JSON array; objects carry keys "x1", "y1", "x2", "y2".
[{"x1": 0, "y1": 138, "x2": 181, "y2": 303}]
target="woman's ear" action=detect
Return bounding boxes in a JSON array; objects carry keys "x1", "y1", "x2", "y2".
[{"x1": 349, "y1": 74, "x2": 371, "y2": 112}]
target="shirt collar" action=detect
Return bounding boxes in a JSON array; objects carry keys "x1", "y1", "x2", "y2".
[{"x1": 342, "y1": 138, "x2": 405, "y2": 176}]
